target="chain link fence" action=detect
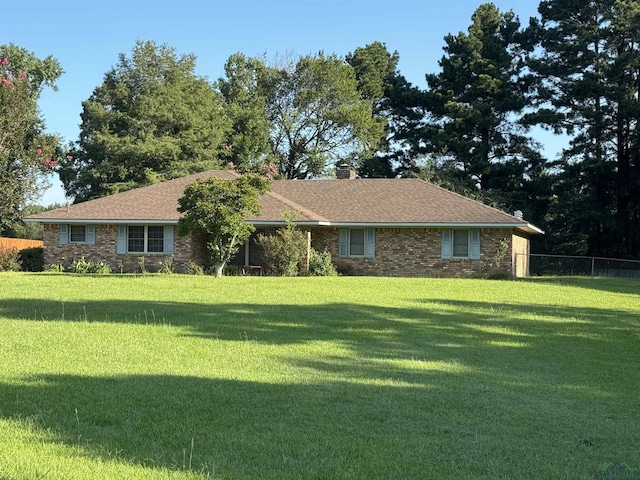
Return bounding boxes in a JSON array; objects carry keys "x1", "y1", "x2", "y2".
[{"x1": 518, "y1": 254, "x2": 640, "y2": 278}]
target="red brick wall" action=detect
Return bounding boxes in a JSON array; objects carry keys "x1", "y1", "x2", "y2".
[
  {"x1": 43, "y1": 224, "x2": 200, "y2": 273},
  {"x1": 310, "y1": 227, "x2": 520, "y2": 278}
]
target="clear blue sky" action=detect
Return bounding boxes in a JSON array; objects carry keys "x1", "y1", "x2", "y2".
[{"x1": 4, "y1": 0, "x2": 545, "y2": 205}]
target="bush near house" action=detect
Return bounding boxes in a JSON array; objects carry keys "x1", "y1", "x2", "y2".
[
  {"x1": 256, "y1": 222, "x2": 308, "y2": 276},
  {"x1": 0, "y1": 247, "x2": 20, "y2": 271},
  {"x1": 308, "y1": 248, "x2": 338, "y2": 276},
  {"x1": 17, "y1": 247, "x2": 44, "y2": 272}
]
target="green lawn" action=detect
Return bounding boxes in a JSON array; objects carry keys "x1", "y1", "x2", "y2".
[{"x1": 0, "y1": 273, "x2": 638, "y2": 479}]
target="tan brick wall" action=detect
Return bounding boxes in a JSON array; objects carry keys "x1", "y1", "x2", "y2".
[
  {"x1": 43, "y1": 224, "x2": 201, "y2": 273},
  {"x1": 310, "y1": 227, "x2": 518, "y2": 278},
  {"x1": 42, "y1": 224, "x2": 529, "y2": 278},
  {"x1": 512, "y1": 232, "x2": 530, "y2": 278}
]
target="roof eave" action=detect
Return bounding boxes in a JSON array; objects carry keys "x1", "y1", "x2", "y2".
[
  {"x1": 24, "y1": 218, "x2": 180, "y2": 225},
  {"x1": 248, "y1": 220, "x2": 330, "y2": 227},
  {"x1": 25, "y1": 218, "x2": 544, "y2": 235},
  {"x1": 516, "y1": 223, "x2": 545, "y2": 235},
  {"x1": 327, "y1": 221, "x2": 543, "y2": 230}
]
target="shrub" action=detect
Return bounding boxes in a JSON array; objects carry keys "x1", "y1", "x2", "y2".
[
  {"x1": 44, "y1": 263, "x2": 65, "y2": 273},
  {"x1": 256, "y1": 216, "x2": 307, "y2": 276},
  {"x1": 308, "y1": 248, "x2": 338, "y2": 276},
  {"x1": 18, "y1": 247, "x2": 44, "y2": 272},
  {"x1": 90, "y1": 261, "x2": 112, "y2": 274},
  {"x1": 482, "y1": 238, "x2": 511, "y2": 279},
  {"x1": 186, "y1": 261, "x2": 205, "y2": 275},
  {"x1": 159, "y1": 256, "x2": 176, "y2": 274},
  {"x1": 222, "y1": 264, "x2": 243, "y2": 276},
  {"x1": 0, "y1": 247, "x2": 20, "y2": 271},
  {"x1": 68, "y1": 257, "x2": 112, "y2": 274}
]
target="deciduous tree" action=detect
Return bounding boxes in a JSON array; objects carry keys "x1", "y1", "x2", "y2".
[
  {"x1": 0, "y1": 46, "x2": 62, "y2": 232},
  {"x1": 60, "y1": 40, "x2": 230, "y2": 202},
  {"x1": 177, "y1": 174, "x2": 270, "y2": 277},
  {"x1": 265, "y1": 53, "x2": 384, "y2": 178},
  {"x1": 216, "y1": 53, "x2": 273, "y2": 173}
]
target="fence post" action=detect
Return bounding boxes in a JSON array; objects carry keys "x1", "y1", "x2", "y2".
[{"x1": 591, "y1": 257, "x2": 595, "y2": 277}]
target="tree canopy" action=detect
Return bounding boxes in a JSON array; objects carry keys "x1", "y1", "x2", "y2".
[
  {"x1": 0, "y1": 45, "x2": 63, "y2": 232},
  {"x1": 216, "y1": 53, "x2": 273, "y2": 174},
  {"x1": 59, "y1": 40, "x2": 230, "y2": 202},
  {"x1": 216, "y1": 52, "x2": 384, "y2": 179},
  {"x1": 527, "y1": 0, "x2": 640, "y2": 258},
  {"x1": 421, "y1": 4, "x2": 544, "y2": 213},
  {"x1": 346, "y1": 41, "x2": 425, "y2": 178},
  {"x1": 177, "y1": 174, "x2": 270, "y2": 277}
]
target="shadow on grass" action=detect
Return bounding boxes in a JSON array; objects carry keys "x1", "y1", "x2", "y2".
[
  {"x1": 1, "y1": 367, "x2": 637, "y2": 480},
  {"x1": 0, "y1": 295, "x2": 636, "y2": 351},
  {"x1": 2, "y1": 297, "x2": 639, "y2": 478},
  {"x1": 1, "y1": 297, "x2": 639, "y2": 385},
  {"x1": 0, "y1": 373, "x2": 469, "y2": 479}
]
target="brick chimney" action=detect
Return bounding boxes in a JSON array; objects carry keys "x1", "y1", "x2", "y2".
[{"x1": 336, "y1": 163, "x2": 356, "y2": 179}]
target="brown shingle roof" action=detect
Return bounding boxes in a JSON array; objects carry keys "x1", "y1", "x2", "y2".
[
  {"x1": 27, "y1": 171, "x2": 540, "y2": 232},
  {"x1": 29, "y1": 170, "x2": 238, "y2": 222},
  {"x1": 260, "y1": 178, "x2": 522, "y2": 225}
]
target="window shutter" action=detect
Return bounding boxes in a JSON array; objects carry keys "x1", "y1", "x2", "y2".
[
  {"x1": 338, "y1": 229, "x2": 348, "y2": 257},
  {"x1": 470, "y1": 229, "x2": 480, "y2": 260},
  {"x1": 86, "y1": 225, "x2": 96, "y2": 245},
  {"x1": 164, "y1": 226, "x2": 175, "y2": 254},
  {"x1": 59, "y1": 224, "x2": 68, "y2": 245},
  {"x1": 364, "y1": 229, "x2": 375, "y2": 258},
  {"x1": 441, "y1": 229, "x2": 452, "y2": 259},
  {"x1": 117, "y1": 225, "x2": 127, "y2": 254}
]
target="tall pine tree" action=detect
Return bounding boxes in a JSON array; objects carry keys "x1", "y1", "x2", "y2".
[
  {"x1": 422, "y1": 3, "x2": 544, "y2": 216},
  {"x1": 530, "y1": 0, "x2": 640, "y2": 258}
]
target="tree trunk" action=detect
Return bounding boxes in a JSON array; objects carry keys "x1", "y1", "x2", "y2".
[{"x1": 214, "y1": 263, "x2": 225, "y2": 278}]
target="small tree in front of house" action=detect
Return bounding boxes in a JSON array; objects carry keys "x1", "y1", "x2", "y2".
[{"x1": 177, "y1": 175, "x2": 270, "y2": 277}]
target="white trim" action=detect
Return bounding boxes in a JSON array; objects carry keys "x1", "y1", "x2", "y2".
[
  {"x1": 127, "y1": 225, "x2": 167, "y2": 254},
  {"x1": 30, "y1": 218, "x2": 543, "y2": 234},
  {"x1": 30, "y1": 219, "x2": 179, "y2": 225},
  {"x1": 249, "y1": 220, "x2": 331, "y2": 227}
]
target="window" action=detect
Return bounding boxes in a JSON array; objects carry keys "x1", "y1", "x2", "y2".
[
  {"x1": 70, "y1": 225, "x2": 86, "y2": 243},
  {"x1": 147, "y1": 226, "x2": 165, "y2": 253},
  {"x1": 349, "y1": 229, "x2": 365, "y2": 256},
  {"x1": 441, "y1": 229, "x2": 480, "y2": 259},
  {"x1": 339, "y1": 228, "x2": 375, "y2": 258},
  {"x1": 127, "y1": 226, "x2": 165, "y2": 253},
  {"x1": 128, "y1": 226, "x2": 145, "y2": 252},
  {"x1": 59, "y1": 224, "x2": 95, "y2": 245},
  {"x1": 453, "y1": 230, "x2": 469, "y2": 258}
]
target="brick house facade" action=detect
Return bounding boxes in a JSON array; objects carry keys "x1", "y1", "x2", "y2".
[
  {"x1": 29, "y1": 170, "x2": 542, "y2": 278},
  {"x1": 308, "y1": 227, "x2": 520, "y2": 278},
  {"x1": 42, "y1": 224, "x2": 207, "y2": 273},
  {"x1": 42, "y1": 223, "x2": 529, "y2": 278}
]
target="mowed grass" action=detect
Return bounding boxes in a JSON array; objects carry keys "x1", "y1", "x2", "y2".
[{"x1": 0, "y1": 274, "x2": 638, "y2": 479}]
